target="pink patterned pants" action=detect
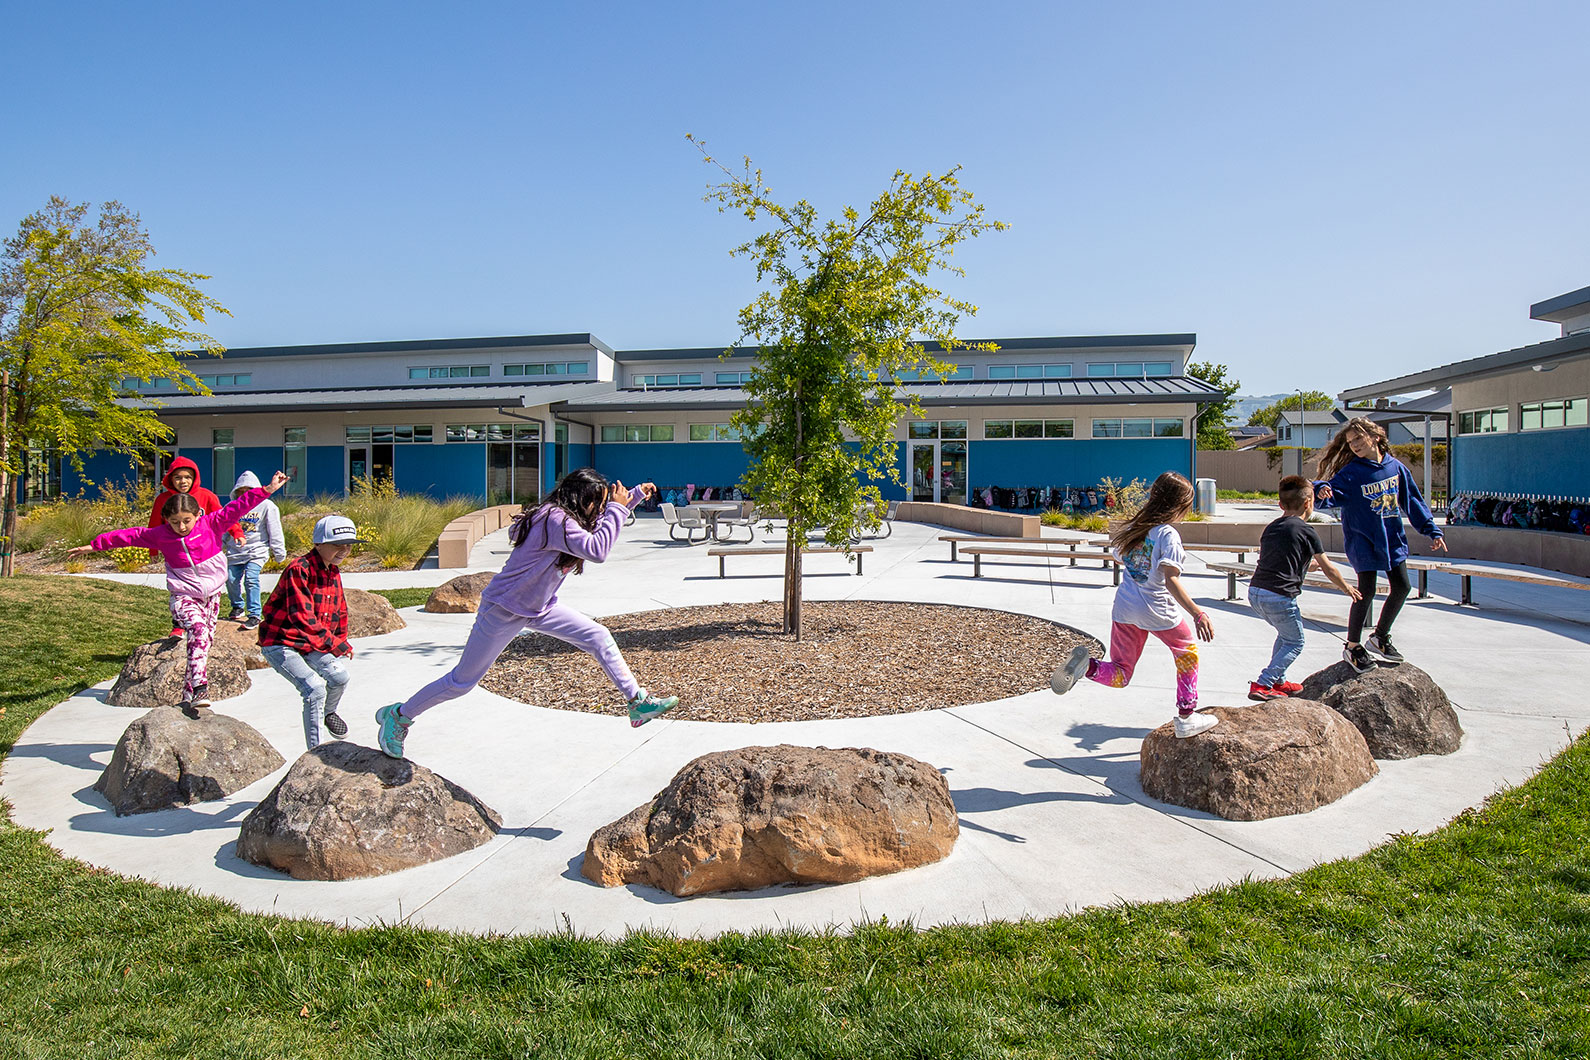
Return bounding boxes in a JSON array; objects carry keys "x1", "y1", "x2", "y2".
[
  {"x1": 170, "y1": 593, "x2": 221, "y2": 698},
  {"x1": 1088, "y1": 619, "x2": 1199, "y2": 712}
]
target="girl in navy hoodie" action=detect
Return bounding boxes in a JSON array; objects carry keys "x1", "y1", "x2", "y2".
[{"x1": 1313, "y1": 418, "x2": 1446, "y2": 672}]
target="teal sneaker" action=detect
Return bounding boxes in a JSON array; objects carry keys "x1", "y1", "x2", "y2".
[
  {"x1": 375, "y1": 702, "x2": 413, "y2": 759},
  {"x1": 628, "y1": 689, "x2": 679, "y2": 728}
]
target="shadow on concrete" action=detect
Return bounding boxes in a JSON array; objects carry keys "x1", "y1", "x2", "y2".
[
  {"x1": 5, "y1": 740, "x2": 113, "y2": 773},
  {"x1": 68, "y1": 789, "x2": 257, "y2": 836}
]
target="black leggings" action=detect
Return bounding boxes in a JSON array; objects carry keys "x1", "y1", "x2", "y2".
[{"x1": 1348, "y1": 563, "x2": 1410, "y2": 644}]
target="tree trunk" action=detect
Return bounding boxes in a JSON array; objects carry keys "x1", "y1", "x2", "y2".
[{"x1": 0, "y1": 367, "x2": 11, "y2": 577}]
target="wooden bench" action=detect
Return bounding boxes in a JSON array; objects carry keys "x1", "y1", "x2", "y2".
[
  {"x1": 939, "y1": 533, "x2": 1105, "y2": 564},
  {"x1": 960, "y1": 545, "x2": 1121, "y2": 585},
  {"x1": 1204, "y1": 558, "x2": 1452, "y2": 602},
  {"x1": 1435, "y1": 562, "x2": 1590, "y2": 605},
  {"x1": 1183, "y1": 543, "x2": 1252, "y2": 563},
  {"x1": 707, "y1": 545, "x2": 873, "y2": 578}
]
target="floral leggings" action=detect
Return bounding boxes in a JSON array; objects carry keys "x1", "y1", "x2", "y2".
[
  {"x1": 1088, "y1": 619, "x2": 1199, "y2": 713},
  {"x1": 170, "y1": 593, "x2": 221, "y2": 699}
]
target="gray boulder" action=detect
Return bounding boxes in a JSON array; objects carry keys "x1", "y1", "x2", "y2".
[
  {"x1": 1299, "y1": 661, "x2": 1462, "y2": 759},
  {"x1": 94, "y1": 707, "x2": 285, "y2": 815},
  {"x1": 345, "y1": 588, "x2": 406, "y2": 638},
  {"x1": 212, "y1": 619, "x2": 269, "y2": 670},
  {"x1": 1139, "y1": 701, "x2": 1377, "y2": 821},
  {"x1": 237, "y1": 742, "x2": 501, "y2": 881},
  {"x1": 108, "y1": 635, "x2": 252, "y2": 708},
  {"x1": 584, "y1": 744, "x2": 958, "y2": 896},
  {"x1": 424, "y1": 572, "x2": 495, "y2": 613}
]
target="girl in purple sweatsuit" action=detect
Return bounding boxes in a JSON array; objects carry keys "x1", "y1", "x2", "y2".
[
  {"x1": 375, "y1": 468, "x2": 678, "y2": 760},
  {"x1": 69, "y1": 471, "x2": 290, "y2": 714}
]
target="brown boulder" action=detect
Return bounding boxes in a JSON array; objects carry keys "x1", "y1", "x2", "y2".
[
  {"x1": 95, "y1": 707, "x2": 285, "y2": 815},
  {"x1": 237, "y1": 742, "x2": 501, "y2": 880},
  {"x1": 108, "y1": 635, "x2": 252, "y2": 708},
  {"x1": 212, "y1": 619, "x2": 269, "y2": 670},
  {"x1": 1298, "y1": 661, "x2": 1462, "y2": 759},
  {"x1": 583, "y1": 744, "x2": 958, "y2": 896},
  {"x1": 424, "y1": 572, "x2": 495, "y2": 613},
  {"x1": 1139, "y1": 702, "x2": 1377, "y2": 821},
  {"x1": 345, "y1": 587, "x2": 406, "y2": 638}
]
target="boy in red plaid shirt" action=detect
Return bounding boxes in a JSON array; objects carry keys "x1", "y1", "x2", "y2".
[{"x1": 258, "y1": 515, "x2": 364, "y2": 749}]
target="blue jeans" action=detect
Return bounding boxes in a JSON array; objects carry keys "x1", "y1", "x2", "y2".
[
  {"x1": 262, "y1": 645, "x2": 350, "y2": 749},
  {"x1": 1247, "y1": 586, "x2": 1306, "y2": 687},
  {"x1": 226, "y1": 560, "x2": 262, "y2": 619}
]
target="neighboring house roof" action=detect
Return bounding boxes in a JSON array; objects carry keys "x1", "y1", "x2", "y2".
[
  {"x1": 128, "y1": 380, "x2": 616, "y2": 416},
  {"x1": 1234, "y1": 432, "x2": 1277, "y2": 450},
  {"x1": 1340, "y1": 329, "x2": 1590, "y2": 401},
  {"x1": 1276, "y1": 409, "x2": 1346, "y2": 426},
  {"x1": 551, "y1": 376, "x2": 1225, "y2": 413}
]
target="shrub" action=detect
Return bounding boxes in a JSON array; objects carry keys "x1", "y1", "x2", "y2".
[
  {"x1": 106, "y1": 546, "x2": 153, "y2": 572},
  {"x1": 1099, "y1": 477, "x2": 1149, "y2": 521},
  {"x1": 1040, "y1": 508, "x2": 1065, "y2": 527}
]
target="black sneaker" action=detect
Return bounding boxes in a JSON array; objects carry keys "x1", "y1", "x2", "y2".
[
  {"x1": 189, "y1": 683, "x2": 211, "y2": 709},
  {"x1": 241, "y1": 616, "x2": 261, "y2": 631},
  {"x1": 1343, "y1": 644, "x2": 1374, "y2": 674},
  {"x1": 323, "y1": 712, "x2": 348, "y2": 738},
  {"x1": 1365, "y1": 631, "x2": 1404, "y2": 664}
]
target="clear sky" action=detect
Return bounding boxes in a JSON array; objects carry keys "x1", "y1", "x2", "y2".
[{"x1": 3, "y1": 1, "x2": 1585, "y2": 396}]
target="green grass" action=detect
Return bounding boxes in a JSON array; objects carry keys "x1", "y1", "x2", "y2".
[
  {"x1": 2, "y1": 574, "x2": 1588, "y2": 1057},
  {"x1": 369, "y1": 586, "x2": 435, "y2": 610},
  {"x1": 1217, "y1": 489, "x2": 1280, "y2": 501}
]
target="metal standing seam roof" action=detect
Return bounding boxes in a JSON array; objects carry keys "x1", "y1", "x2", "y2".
[
  {"x1": 127, "y1": 380, "x2": 618, "y2": 416},
  {"x1": 551, "y1": 376, "x2": 1225, "y2": 412},
  {"x1": 1340, "y1": 330, "x2": 1590, "y2": 402},
  {"x1": 611, "y1": 334, "x2": 1200, "y2": 363}
]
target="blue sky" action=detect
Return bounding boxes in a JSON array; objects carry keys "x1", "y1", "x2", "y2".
[{"x1": 3, "y1": 1, "x2": 1585, "y2": 395}]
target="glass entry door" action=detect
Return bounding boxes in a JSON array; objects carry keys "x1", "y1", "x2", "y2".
[
  {"x1": 347, "y1": 445, "x2": 393, "y2": 491},
  {"x1": 939, "y1": 440, "x2": 968, "y2": 506},
  {"x1": 909, "y1": 440, "x2": 969, "y2": 505},
  {"x1": 486, "y1": 422, "x2": 541, "y2": 506},
  {"x1": 910, "y1": 442, "x2": 937, "y2": 502}
]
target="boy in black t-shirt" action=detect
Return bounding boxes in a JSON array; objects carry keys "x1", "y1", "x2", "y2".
[{"x1": 1247, "y1": 476, "x2": 1361, "y2": 700}]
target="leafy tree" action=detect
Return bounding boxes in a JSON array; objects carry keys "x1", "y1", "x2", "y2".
[
  {"x1": 693, "y1": 139, "x2": 1004, "y2": 638},
  {"x1": 1248, "y1": 390, "x2": 1335, "y2": 431},
  {"x1": 0, "y1": 198, "x2": 227, "y2": 575},
  {"x1": 1186, "y1": 361, "x2": 1240, "y2": 450}
]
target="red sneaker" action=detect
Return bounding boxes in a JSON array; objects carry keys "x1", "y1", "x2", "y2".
[
  {"x1": 1275, "y1": 680, "x2": 1304, "y2": 696},
  {"x1": 1248, "y1": 681, "x2": 1286, "y2": 701}
]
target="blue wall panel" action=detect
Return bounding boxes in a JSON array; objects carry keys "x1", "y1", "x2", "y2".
[
  {"x1": 398, "y1": 444, "x2": 485, "y2": 501},
  {"x1": 593, "y1": 443, "x2": 749, "y2": 491},
  {"x1": 965, "y1": 439, "x2": 1191, "y2": 491},
  {"x1": 1454, "y1": 429, "x2": 1590, "y2": 497},
  {"x1": 568, "y1": 444, "x2": 594, "y2": 476},
  {"x1": 177, "y1": 448, "x2": 213, "y2": 490},
  {"x1": 230, "y1": 446, "x2": 281, "y2": 489},
  {"x1": 306, "y1": 446, "x2": 345, "y2": 498},
  {"x1": 64, "y1": 452, "x2": 141, "y2": 497}
]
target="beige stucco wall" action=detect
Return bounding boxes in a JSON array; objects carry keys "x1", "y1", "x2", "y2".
[{"x1": 1451, "y1": 352, "x2": 1590, "y2": 419}]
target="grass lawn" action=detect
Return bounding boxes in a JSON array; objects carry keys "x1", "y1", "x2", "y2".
[{"x1": 1, "y1": 574, "x2": 1588, "y2": 1057}]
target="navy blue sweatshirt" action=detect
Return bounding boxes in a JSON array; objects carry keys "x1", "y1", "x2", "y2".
[{"x1": 1313, "y1": 454, "x2": 1442, "y2": 571}]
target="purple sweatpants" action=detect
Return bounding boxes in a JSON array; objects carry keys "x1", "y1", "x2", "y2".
[
  {"x1": 399, "y1": 600, "x2": 640, "y2": 719},
  {"x1": 170, "y1": 592, "x2": 221, "y2": 698}
]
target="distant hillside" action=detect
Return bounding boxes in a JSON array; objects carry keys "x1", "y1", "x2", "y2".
[{"x1": 1227, "y1": 393, "x2": 1293, "y2": 426}]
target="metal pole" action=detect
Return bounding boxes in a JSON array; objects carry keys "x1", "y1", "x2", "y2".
[{"x1": 1423, "y1": 414, "x2": 1432, "y2": 499}]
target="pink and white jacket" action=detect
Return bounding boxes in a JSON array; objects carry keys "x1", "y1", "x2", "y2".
[{"x1": 92, "y1": 487, "x2": 272, "y2": 599}]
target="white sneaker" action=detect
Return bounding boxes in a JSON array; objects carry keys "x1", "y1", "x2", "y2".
[
  {"x1": 1173, "y1": 712, "x2": 1219, "y2": 738},
  {"x1": 1050, "y1": 645, "x2": 1092, "y2": 695}
]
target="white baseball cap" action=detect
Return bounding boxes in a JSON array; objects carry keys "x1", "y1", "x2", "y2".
[{"x1": 312, "y1": 515, "x2": 366, "y2": 545}]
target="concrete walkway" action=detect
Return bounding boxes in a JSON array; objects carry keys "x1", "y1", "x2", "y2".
[{"x1": 5, "y1": 513, "x2": 1588, "y2": 939}]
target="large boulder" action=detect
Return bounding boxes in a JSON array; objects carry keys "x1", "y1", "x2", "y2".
[
  {"x1": 583, "y1": 744, "x2": 958, "y2": 896},
  {"x1": 107, "y1": 635, "x2": 252, "y2": 708},
  {"x1": 1139, "y1": 702, "x2": 1377, "y2": 821},
  {"x1": 1299, "y1": 661, "x2": 1462, "y2": 759},
  {"x1": 424, "y1": 572, "x2": 495, "y2": 614},
  {"x1": 237, "y1": 742, "x2": 501, "y2": 881},
  {"x1": 94, "y1": 707, "x2": 285, "y2": 815},
  {"x1": 345, "y1": 587, "x2": 406, "y2": 638},
  {"x1": 212, "y1": 619, "x2": 269, "y2": 670}
]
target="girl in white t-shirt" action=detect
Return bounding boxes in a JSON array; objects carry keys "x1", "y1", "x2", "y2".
[{"x1": 1051, "y1": 471, "x2": 1218, "y2": 738}]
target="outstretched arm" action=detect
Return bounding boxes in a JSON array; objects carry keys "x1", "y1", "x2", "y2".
[
  {"x1": 1398, "y1": 462, "x2": 1445, "y2": 548},
  {"x1": 1313, "y1": 554, "x2": 1362, "y2": 600}
]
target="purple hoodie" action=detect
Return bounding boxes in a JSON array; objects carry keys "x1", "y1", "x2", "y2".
[
  {"x1": 92, "y1": 487, "x2": 272, "y2": 598},
  {"x1": 480, "y1": 495, "x2": 642, "y2": 617}
]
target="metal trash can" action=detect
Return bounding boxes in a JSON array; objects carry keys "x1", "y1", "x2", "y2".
[{"x1": 1195, "y1": 478, "x2": 1216, "y2": 515}]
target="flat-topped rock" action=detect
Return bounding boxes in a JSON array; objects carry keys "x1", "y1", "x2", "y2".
[
  {"x1": 212, "y1": 620, "x2": 268, "y2": 670},
  {"x1": 237, "y1": 742, "x2": 500, "y2": 881},
  {"x1": 94, "y1": 707, "x2": 284, "y2": 815},
  {"x1": 107, "y1": 636, "x2": 252, "y2": 708},
  {"x1": 424, "y1": 572, "x2": 495, "y2": 613},
  {"x1": 1299, "y1": 661, "x2": 1462, "y2": 759},
  {"x1": 584, "y1": 744, "x2": 958, "y2": 896},
  {"x1": 1140, "y1": 702, "x2": 1377, "y2": 821},
  {"x1": 345, "y1": 587, "x2": 406, "y2": 638}
]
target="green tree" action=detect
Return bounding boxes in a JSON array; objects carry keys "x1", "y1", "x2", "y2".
[
  {"x1": 1186, "y1": 361, "x2": 1241, "y2": 450},
  {"x1": 1248, "y1": 390, "x2": 1335, "y2": 430},
  {"x1": 0, "y1": 198, "x2": 227, "y2": 575},
  {"x1": 694, "y1": 140, "x2": 1004, "y2": 638}
]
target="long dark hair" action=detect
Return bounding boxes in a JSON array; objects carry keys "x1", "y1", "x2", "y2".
[
  {"x1": 509, "y1": 467, "x2": 611, "y2": 574},
  {"x1": 1109, "y1": 471, "x2": 1194, "y2": 557},
  {"x1": 1315, "y1": 416, "x2": 1389, "y2": 480},
  {"x1": 161, "y1": 493, "x2": 203, "y2": 520}
]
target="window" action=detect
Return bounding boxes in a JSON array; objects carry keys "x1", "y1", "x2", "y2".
[
  {"x1": 504, "y1": 361, "x2": 590, "y2": 377},
  {"x1": 689, "y1": 423, "x2": 742, "y2": 441},
  {"x1": 212, "y1": 429, "x2": 235, "y2": 489},
  {"x1": 410, "y1": 364, "x2": 490, "y2": 380},
  {"x1": 348, "y1": 425, "x2": 434, "y2": 443},
  {"x1": 599, "y1": 424, "x2": 674, "y2": 442},
  {"x1": 282, "y1": 427, "x2": 308, "y2": 497},
  {"x1": 907, "y1": 420, "x2": 967, "y2": 440},
  {"x1": 1458, "y1": 407, "x2": 1508, "y2": 434},
  {"x1": 983, "y1": 419, "x2": 1075, "y2": 439},
  {"x1": 894, "y1": 364, "x2": 974, "y2": 382},
  {"x1": 716, "y1": 371, "x2": 754, "y2": 385},
  {"x1": 194, "y1": 373, "x2": 252, "y2": 388},
  {"x1": 1086, "y1": 361, "x2": 1175, "y2": 378},
  {"x1": 1520, "y1": 398, "x2": 1587, "y2": 431},
  {"x1": 1091, "y1": 417, "x2": 1184, "y2": 438},
  {"x1": 988, "y1": 364, "x2": 1072, "y2": 379},
  {"x1": 634, "y1": 373, "x2": 703, "y2": 387}
]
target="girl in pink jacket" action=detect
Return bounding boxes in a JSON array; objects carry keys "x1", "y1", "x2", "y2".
[{"x1": 70, "y1": 471, "x2": 289, "y2": 715}]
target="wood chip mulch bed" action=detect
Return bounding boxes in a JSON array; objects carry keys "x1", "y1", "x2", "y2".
[{"x1": 479, "y1": 600, "x2": 1101, "y2": 723}]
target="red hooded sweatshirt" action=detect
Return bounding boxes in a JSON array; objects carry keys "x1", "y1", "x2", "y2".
[{"x1": 147, "y1": 456, "x2": 229, "y2": 559}]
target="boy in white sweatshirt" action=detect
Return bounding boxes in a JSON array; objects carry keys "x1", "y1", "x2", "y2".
[{"x1": 223, "y1": 470, "x2": 287, "y2": 629}]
